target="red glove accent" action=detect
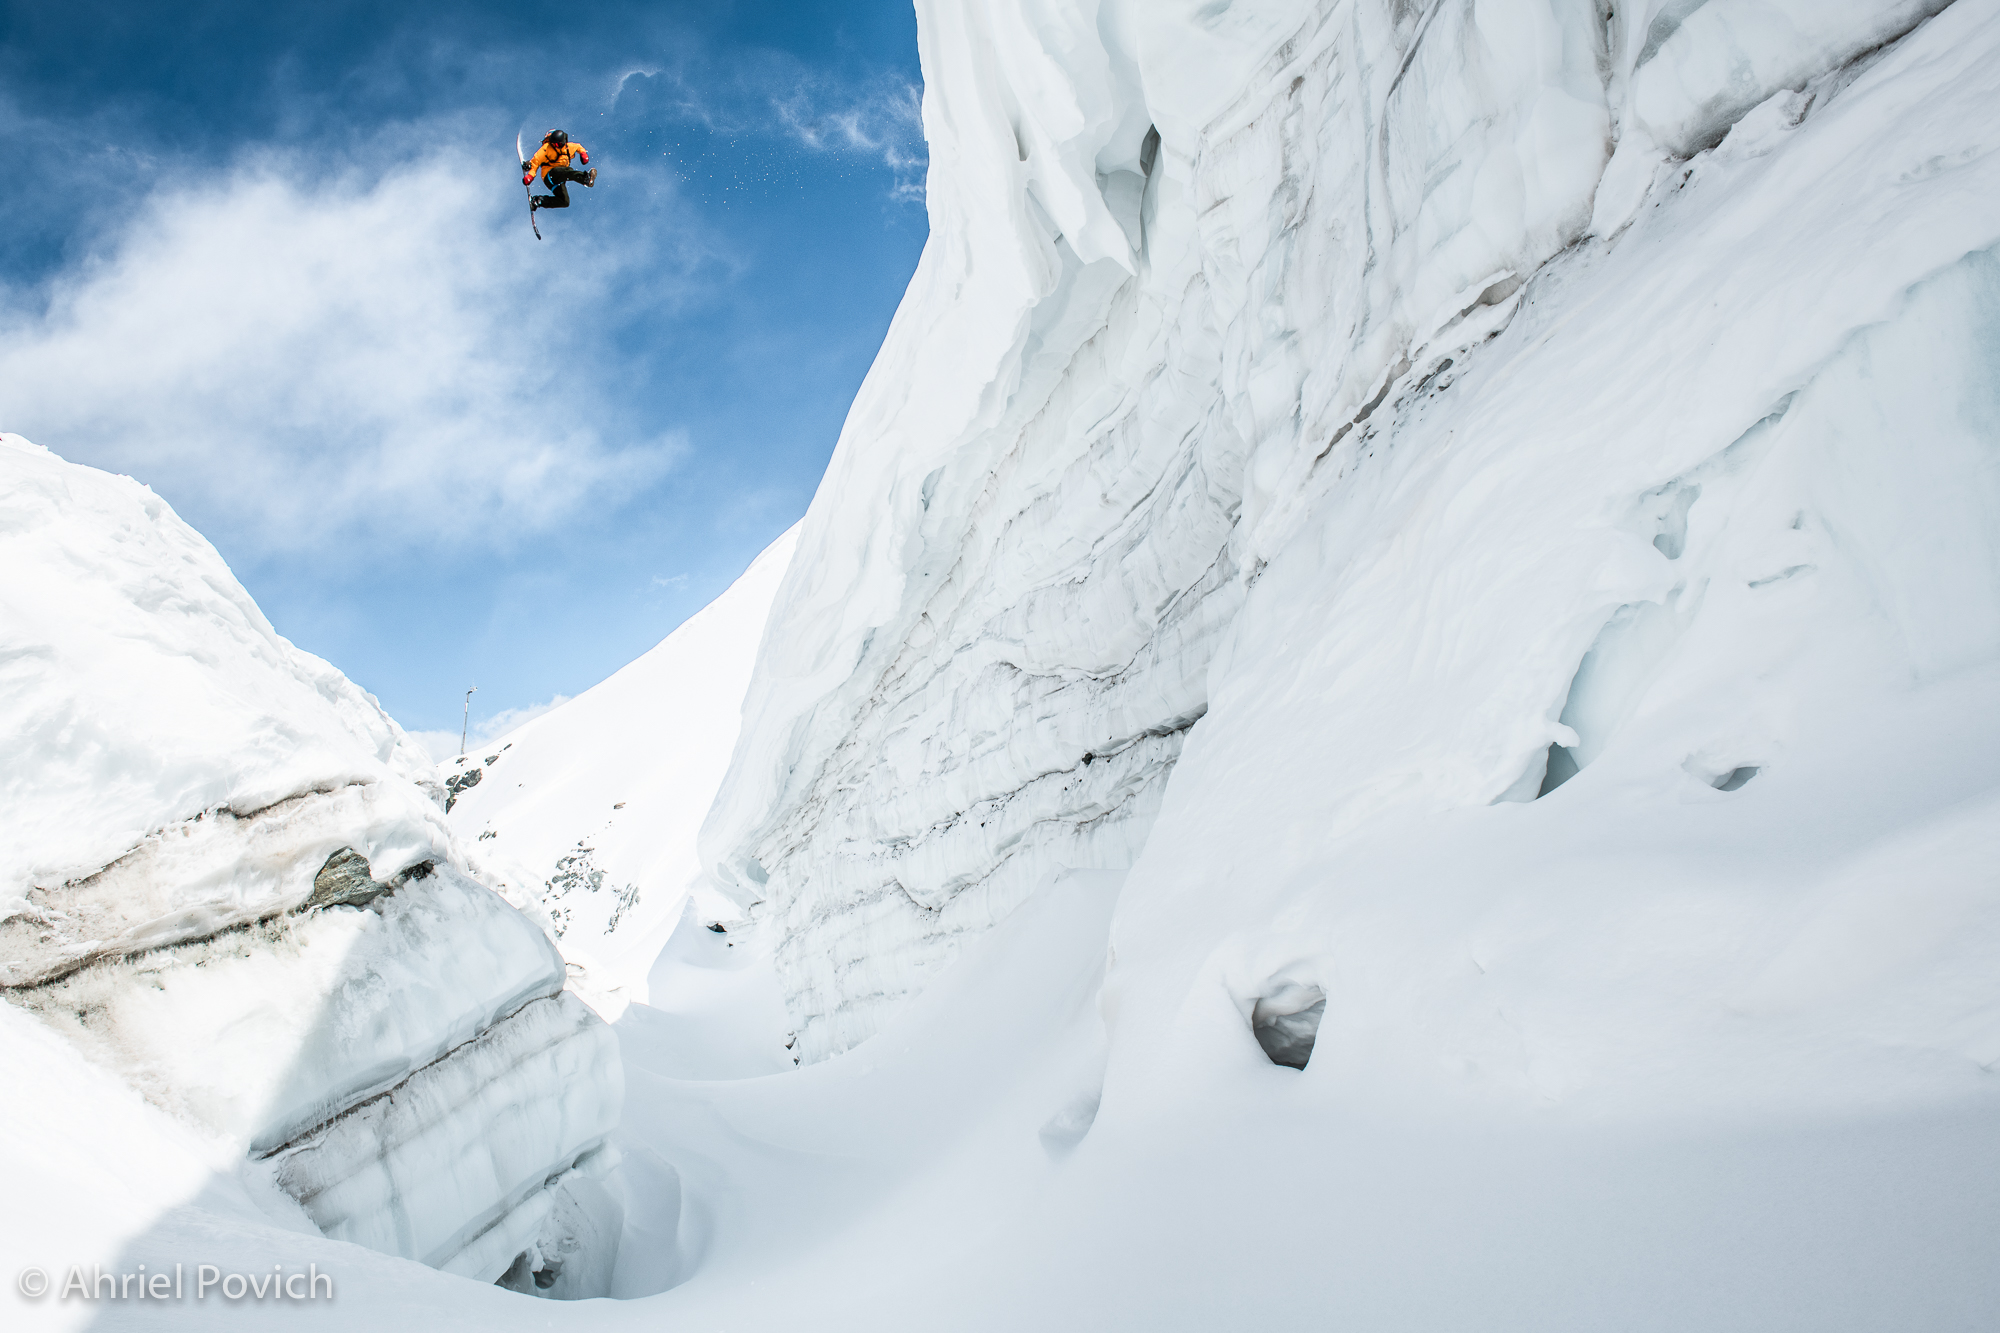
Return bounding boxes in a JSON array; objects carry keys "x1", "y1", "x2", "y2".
[
  {"x1": 523, "y1": 173, "x2": 533, "y2": 186},
  {"x1": 578, "y1": 150, "x2": 589, "y2": 165}
]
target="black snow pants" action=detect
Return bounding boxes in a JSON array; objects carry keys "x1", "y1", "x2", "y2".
[{"x1": 535, "y1": 165, "x2": 591, "y2": 209}]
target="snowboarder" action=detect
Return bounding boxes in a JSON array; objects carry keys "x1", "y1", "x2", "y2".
[{"x1": 522, "y1": 130, "x2": 595, "y2": 214}]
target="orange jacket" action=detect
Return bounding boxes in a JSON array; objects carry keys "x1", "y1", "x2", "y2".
[{"x1": 525, "y1": 139, "x2": 588, "y2": 180}]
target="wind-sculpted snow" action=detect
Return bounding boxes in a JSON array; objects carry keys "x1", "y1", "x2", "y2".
[
  {"x1": 1627, "y1": 0, "x2": 1955, "y2": 155},
  {"x1": 702, "y1": 0, "x2": 1968, "y2": 1061},
  {"x1": 0, "y1": 437, "x2": 623, "y2": 1296}
]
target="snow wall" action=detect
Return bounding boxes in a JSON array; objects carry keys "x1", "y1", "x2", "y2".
[
  {"x1": 699, "y1": 0, "x2": 1996, "y2": 1063},
  {"x1": 0, "y1": 435, "x2": 624, "y2": 1296}
]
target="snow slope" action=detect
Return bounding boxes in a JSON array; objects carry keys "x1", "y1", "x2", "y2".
[
  {"x1": 0, "y1": 436, "x2": 622, "y2": 1302},
  {"x1": 442, "y1": 526, "x2": 798, "y2": 1009}
]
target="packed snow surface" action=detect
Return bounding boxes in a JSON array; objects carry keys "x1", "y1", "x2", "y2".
[{"x1": 6, "y1": 0, "x2": 2000, "y2": 1329}]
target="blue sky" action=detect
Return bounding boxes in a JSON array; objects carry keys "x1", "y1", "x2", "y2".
[{"x1": 0, "y1": 0, "x2": 926, "y2": 753}]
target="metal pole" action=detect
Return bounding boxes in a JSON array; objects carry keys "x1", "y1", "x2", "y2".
[{"x1": 461, "y1": 686, "x2": 477, "y2": 755}]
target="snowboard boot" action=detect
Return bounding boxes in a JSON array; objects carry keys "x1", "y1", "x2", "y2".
[{"x1": 584, "y1": 168, "x2": 598, "y2": 187}]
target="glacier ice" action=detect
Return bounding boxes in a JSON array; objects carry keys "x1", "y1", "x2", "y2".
[
  {"x1": 1250, "y1": 983, "x2": 1326, "y2": 1070},
  {"x1": 15, "y1": 862, "x2": 568, "y2": 1154},
  {"x1": 0, "y1": 435, "x2": 452, "y2": 985}
]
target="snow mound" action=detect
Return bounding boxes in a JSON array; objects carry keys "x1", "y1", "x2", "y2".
[
  {"x1": 0, "y1": 433, "x2": 450, "y2": 984},
  {"x1": 0, "y1": 438, "x2": 622, "y2": 1297}
]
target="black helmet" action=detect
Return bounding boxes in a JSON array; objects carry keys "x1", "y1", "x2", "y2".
[{"x1": 545, "y1": 129, "x2": 567, "y2": 147}]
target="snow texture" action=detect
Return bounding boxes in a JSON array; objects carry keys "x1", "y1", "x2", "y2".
[
  {"x1": 0, "y1": 438, "x2": 621, "y2": 1296},
  {"x1": 268, "y1": 992, "x2": 621, "y2": 1282},
  {"x1": 700, "y1": 0, "x2": 1985, "y2": 1061},
  {"x1": 0, "y1": 434, "x2": 451, "y2": 986},
  {"x1": 5, "y1": 1, "x2": 2000, "y2": 1328},
  {"x1": 14, "y1": 864, "x2": 566, "y2": 1154},
  {"x1": 443, "y1": 526, "x2": 797, "y2": 1008}
]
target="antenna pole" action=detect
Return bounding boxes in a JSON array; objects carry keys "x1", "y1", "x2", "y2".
[{"x1": 461, "y1": 686, "x2": 478, "y2": 755}]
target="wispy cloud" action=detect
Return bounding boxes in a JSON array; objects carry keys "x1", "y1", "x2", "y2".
[
  {"x1": 610, "y1": 51, "x2": 928, "y2": 205},
  {"x1": 772, "y1": 74, "x2": 926, "y2": 198},
  {"x1": 0, "y1": 132, "x2": 692, "y2": 564}
]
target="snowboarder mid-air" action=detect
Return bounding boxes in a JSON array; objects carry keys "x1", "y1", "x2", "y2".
[{"x1": 523, "y1": 130, "x2": 595, "y2": 214}]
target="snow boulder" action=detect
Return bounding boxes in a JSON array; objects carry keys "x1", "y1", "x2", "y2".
[{"x1": 0, "y1": 435, "x2": 624, "y2": 1295}]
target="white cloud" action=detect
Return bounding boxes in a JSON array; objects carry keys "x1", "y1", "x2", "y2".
[
  {"x1": 407, "y1": 692, "x2": 573, "y2": 762},
  {"x1": 0, "y1": 142, "x2": 682, "y2": 562},
  {"x1": 771, "y1": 75, "x2": 926, "y2": 198},
  {"x1": 610, "y1": 56, "x2": 927, "y2": 203}
]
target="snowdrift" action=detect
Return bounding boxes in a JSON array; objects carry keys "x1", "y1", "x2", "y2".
[{"x1": 0, "y1": 435, "x2": 622, "y2": 1297}]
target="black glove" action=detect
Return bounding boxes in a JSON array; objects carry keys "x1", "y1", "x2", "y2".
[{"x1": 520, "y1": 161, "x2": 531, "y2": 173}]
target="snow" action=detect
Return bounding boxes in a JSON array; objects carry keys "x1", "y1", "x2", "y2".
[
  {"x1": 8, "y1": 0, "x2": 2000, "y2": 1328},
  {"x1": 0, "y1": 433, "x2": 451, "y2": 984},
  {"x1": 1627, "y1": 0, "x2": 1956, "y2": 155},
  {"x1": 268, "y1": 991, "x2": 620, "y2": 1282},
  {"x1": 696, "y1": 0, "x2": 1998, "y2": 1062},
  {"x1": 0, "y1": 438, "x2": 622, "y2": 1304},
  {"x1": 442, "y1": 526, "x2": 798, "y2": 1009},
  {"x1": 15, "y1": 864, "x2": 567, "y2": 1154}
]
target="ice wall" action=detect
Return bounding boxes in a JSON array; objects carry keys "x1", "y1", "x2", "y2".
[
  {"x1": 700, "y1": 0, "x2": 1978, "y2": 1061},
  {"x1": 0, "y1": 437, "x2": 623, "y2": 1294}
]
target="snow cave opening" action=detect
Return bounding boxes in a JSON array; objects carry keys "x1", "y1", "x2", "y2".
[{"x1": 1251, "y1": 984, "x2": 1326, "y2": 1070}]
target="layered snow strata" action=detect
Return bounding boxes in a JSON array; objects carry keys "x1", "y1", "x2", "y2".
[
  {"x1": 700, "y1": 0, "x2": 1975, "y2": 1061},
  {"x1": 269, "y1": 990, "x2": 622, "y2": 1283},
  {"x1": 0, "y1": 782, "x2": 452, "y2": 987},
  {"x1": 0, "y1": 433, "x2": 450, "y2": 985},
  {"x1": 13, "y1": 863, "x2": 567, "y2": 1153},
  {"x1": 1100, "y1": 0, "x2": 2000, "y2": 1129},
  {"x1": 1625, "y1": 0, "x2": 1955, "y2": 155},
  {"x1": 0, "y1": 436, "x2": 623, "y2": 1292}
]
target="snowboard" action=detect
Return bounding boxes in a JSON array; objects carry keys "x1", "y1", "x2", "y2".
[{"x1": 517, "y1": 130, "x2": 542, "y2": 241}]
